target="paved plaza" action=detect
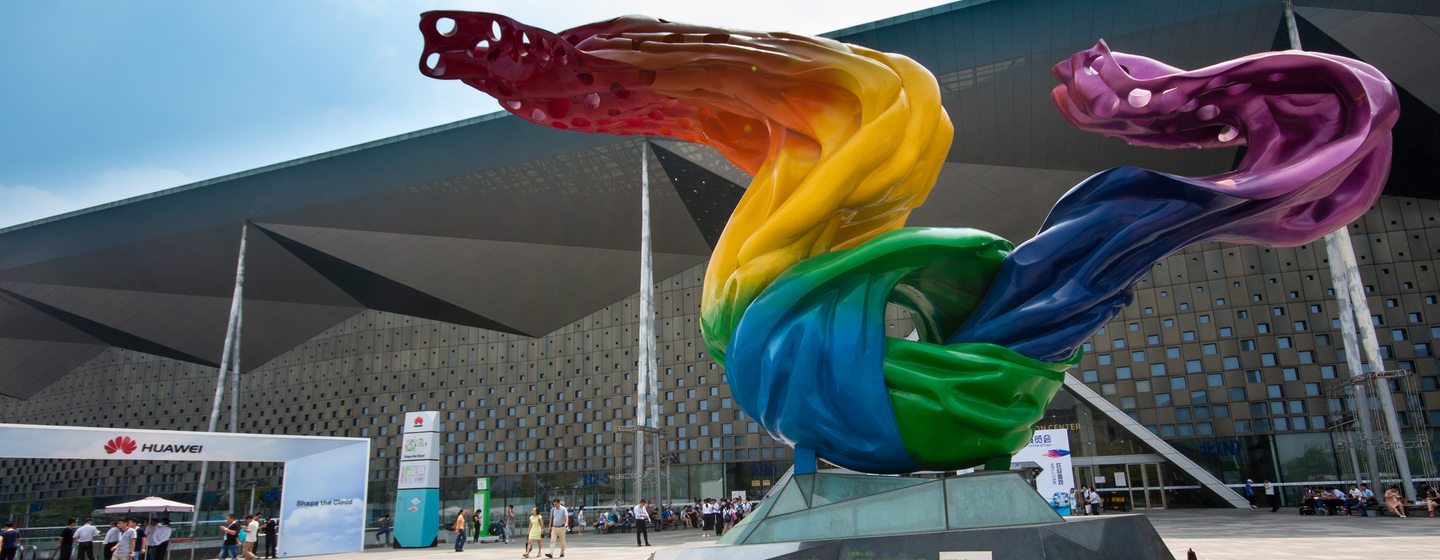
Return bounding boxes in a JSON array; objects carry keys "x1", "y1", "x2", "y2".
[{"x1": 328, "y1": 509, "x2": 1439, "y2": 560}]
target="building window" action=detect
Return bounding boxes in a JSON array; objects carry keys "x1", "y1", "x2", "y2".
[
  {"x1": 1150, "y1": 363, "x2": 1167, "y2": 376},
  {"x1": 1267, "y1": 385, "x2": 1284, "y2": 398},
  {"x1": 1261, "y1": 353, "x2": 1278, "y2": 366},
  {"x1": 1116, "y1": 367, "x2": 1132, "y2": 380},
  {"x1": 1186, "y1": 360, "x2": 1203, "y2": 373},
  {"x1": 1228, "y1": 387, "x2": 1246, "y2": 401},
  {"x1": 1155, "y1": 393, "x2": 1172, "y2": 406},
  {"x1": 1223, "y1": 356, "x2": 1240, "y2": 369}
]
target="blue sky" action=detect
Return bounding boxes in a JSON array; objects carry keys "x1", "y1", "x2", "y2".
[{"x1": 0, "y1": 0, "x2": 952, "y2": 228}]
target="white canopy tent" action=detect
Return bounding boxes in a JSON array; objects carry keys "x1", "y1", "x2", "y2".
[{"x1": 104, "y1": 497, "x2": 195, "y2": 514}]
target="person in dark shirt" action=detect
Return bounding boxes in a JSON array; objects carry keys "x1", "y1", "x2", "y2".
[
  {"x1": 133, "y1": 520, "x2": 147, "y2": 560},
  {"x1": 59, "y1": 519, "x2": 76, "y2": 560},
  {"x1": 218, "y1": 514, "x2": 240, "y2": 560},
  {"x1": 261, "y1": 516, "x2": 277, "y2": 559},
  {"x1": 0, "y1": 522, "x2": 21, "y2": 560}
]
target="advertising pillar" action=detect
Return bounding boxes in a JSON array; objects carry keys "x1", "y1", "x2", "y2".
[
  {"x1": 472, "y1": 477, "x2": 490, "y2": 538},
  {"x1": 394, "y1": 411, "x2": 441, "y2": 547},
  {"x1": 1010, "y1": 429, "x2": 1073, "y2": 514}
]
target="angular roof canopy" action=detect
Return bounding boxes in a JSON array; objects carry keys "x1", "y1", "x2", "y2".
[{"x1": 1, "y1": 0, "x2": 1437, "y2": 398}]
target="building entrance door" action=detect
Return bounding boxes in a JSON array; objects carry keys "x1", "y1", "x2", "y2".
[
  {"x1": 1076, "y1": 458, "x2": 1168, "y2": 511},
  {"x1": 1125, "y1": 462, "x2": 1166, "y2": 509}
]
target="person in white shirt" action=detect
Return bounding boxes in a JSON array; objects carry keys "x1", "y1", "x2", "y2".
[
  {"x1": 147, "y1": 519, "x2": 171, "y2": 560},
  {"x1": 111, "y1": 520, "x2": 137, "y2": 560},
  {"x1": 631, "y1": 500, "x2": 651, "y2": 547},
  {"x1": 74, "y1": 519, "x2": 99, "y2": 560},
  {"x1": 1264, "y1": 480, "x2": 1277, "y2": 512},
  {"x1": 102, "y1": 522, "x2": 121, "y2": 560},
  {"x1": 242, "y1": 515, "x2": 260, "y2": 559},
  {"x1": 546, "y1": 499, "x2": 567, "y2": 558}
]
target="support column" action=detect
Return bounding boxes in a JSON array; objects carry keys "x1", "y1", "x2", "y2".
[
  {"x1": 193, "y1": 223, "x2": 247, "y2": 559},
  {"x1": 1285, "y1": 0, "x2": 1412, "y2": 499},
  {"x1": 635, "y1": 142, "x2": 659, "y2": 503}
]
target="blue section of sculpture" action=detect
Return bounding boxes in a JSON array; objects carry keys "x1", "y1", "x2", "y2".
[
  {"x1": 947, "y1": 167, "x2": 1245, "y2": 360},
  {"x1": 726, "y1": 249, "x2": 917, "y2": 473},
  {"x1": 394, "y1": 488, "x2": 439, "y2": 548}
]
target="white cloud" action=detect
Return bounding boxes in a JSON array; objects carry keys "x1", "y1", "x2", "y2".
[
  {"x1": 279, "y1": 500, "x2": 364, "y2": 556},
  {"x1": 0, "y1": 167, "x2": 195, "y2": 229}
]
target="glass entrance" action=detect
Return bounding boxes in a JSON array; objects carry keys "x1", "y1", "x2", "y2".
[
  {"x1": 1076, "y1": 461, "x2": 1167, "y2": 511},
  {"x1": 1125, "y1": 463, "x2": 1166, "y2": 509}
]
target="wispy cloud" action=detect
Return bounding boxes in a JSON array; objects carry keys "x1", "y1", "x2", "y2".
[{"x1": 0, "y1": 167, "x2": 195, "y2": 229}]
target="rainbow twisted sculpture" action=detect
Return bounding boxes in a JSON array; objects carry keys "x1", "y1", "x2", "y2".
[{"x1": 419, "y1": 13, "x2": 1398, "y2": 473}]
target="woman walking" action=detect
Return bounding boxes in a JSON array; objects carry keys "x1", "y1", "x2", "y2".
[{"x1": 523, "y1": 507, "x2": 545, "y2": 559}]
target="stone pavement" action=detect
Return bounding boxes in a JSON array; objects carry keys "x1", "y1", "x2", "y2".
[
  {"x1": 323, "y1": 510, "x2": 1439, "y2": 560},
  {"x1": 1143, "y1": 508, "x2": 1439, "y2": 559}
]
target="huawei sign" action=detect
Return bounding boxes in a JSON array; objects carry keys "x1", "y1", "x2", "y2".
[
  {"x1": 102, "y1": 435, "x2": 204, "y2": 455},
  {"x1": 413, "y1": 416, "x2": 424, "y2": 427},
  {"x1": 104, "y1": 436, "x2": 138, "y2": 455}
]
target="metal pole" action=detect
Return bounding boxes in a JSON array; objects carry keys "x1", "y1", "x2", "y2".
[
  {"x1": 229, "y1": 279, "x2": 245, "y2": 513},
  {"x1": 635, "y1": 142, "x2": 655, "y2": 504},
  {"x1": 1284, "y1": 0, "x2": 1394, "y2": 496},
  {"x1": 193, "y1": 223, "x2": 248, "y2": 560}
]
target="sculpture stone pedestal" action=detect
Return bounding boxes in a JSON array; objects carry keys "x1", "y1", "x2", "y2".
[{"x1": 654, "y1": 470, "x2": 1173, "y2": 560}]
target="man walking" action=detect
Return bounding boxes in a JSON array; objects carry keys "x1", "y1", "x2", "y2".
[
  {"x1": 218, "y1": 514, "x2": 240, "y2": 560},
  {"x1": 1244, "y1": 479, "x2": 1256, "y2": 508},
  {"x1": 111, "y1": 520, "x2": 136, "y2": 560},
  {"x1": 374, "y1": 514, "x2": 391, "y2": 546},
  {"x1": 242, "y1": 514, "x2": 260, "y2": 559},
  {"x1": 545, "y1": 499, "x2": 567, "y2": 558},
  {"x1": 632, "y1": 499, "x2": 651, "y2": 547},
  {"x1": 74, "y1": 518, "x2": 98, "y2": 560},
  {"x1": 1265, "y1": 480, "x2": 1278, "y2": 512}
]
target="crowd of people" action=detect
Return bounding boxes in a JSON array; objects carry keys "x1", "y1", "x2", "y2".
[
  {"x1": 30, "y1": 517, "x2": 178, "y2": 560},
  {"x1": 427, "y1": 495, "x2": 756, "y2": 556}
]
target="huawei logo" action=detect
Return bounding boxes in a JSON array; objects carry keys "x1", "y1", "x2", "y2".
[
  {"x1": 413, "y1": 417, "x2": 424, "y2": 427},
  {"x1": 104, "y1": 436, "x2": 138, "y2": 455}
]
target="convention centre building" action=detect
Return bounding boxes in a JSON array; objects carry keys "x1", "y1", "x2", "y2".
[{"x1": 2, "y1": 0, "x2": 1439, "y2": 520}]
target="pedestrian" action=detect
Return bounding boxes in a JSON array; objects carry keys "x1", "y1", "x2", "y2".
[
  {"x1": 575, "y1": 506, "x2": 586, "y2": 537},
  {"x1": 74, "y1": 518, "x2": 98, "y2": 560},
  {"x1": 503, "y1": 505, "x2": 516, "y2": 544},
  {"x1": 1423, "y1": 483, "x2": 1439, "y2": 517},
  {"x1": 1244, "y1": 479, "x2": 1256, "y2": 509},
  {"x1": 149, "y1": 519, "x2": 171, "y2": 560},
  {"x1": 545, "y1": 499, "x2": 567, "y2": 558},
  {"x1": 1087, "y1": 487, "x2": 1102, "y2": 515},
  {"x1": 453, "y1": 508, "x2": 467, "y2": 552},
  {"x1": 103, "y1": 522, "x2": 121, "y2": 560},
  {"x1": 632, "y1": 499, "x2": 652, "y2": 547},
  {"x1": 58, "y1": 518, "x2": 77, "y2": 560},
  {"x1": 523, "y1": 507, "x2": 544, "y2": 559},
  {"x1": 242, "y1": 514, "x2": 260, "y2": 559},
  {"x1": 0, "y1": 522, "x2": 20, "y2": 560},
  {"x1": 218, "y1": 514, "x2": 240, "y2": 560},
  {"x1": 472, "y1": 510, "x2": 483, "y2": 542},
  {"x1": 374, "y1": 514, "x2": 391, "y2": 545},
  {"x1": 132, "y1": 519, "x2": 146, "y2": 560},
  {"x1": 1264, "y1": 480, "x2": 1278, "y2": 512},
  {"x1": 111, "y1": 520, "x2": 137, "y2": 560}
]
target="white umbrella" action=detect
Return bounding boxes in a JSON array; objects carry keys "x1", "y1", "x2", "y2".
[{"x1": 104, "y1": 497, "x2": 195, "y2": 514}]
